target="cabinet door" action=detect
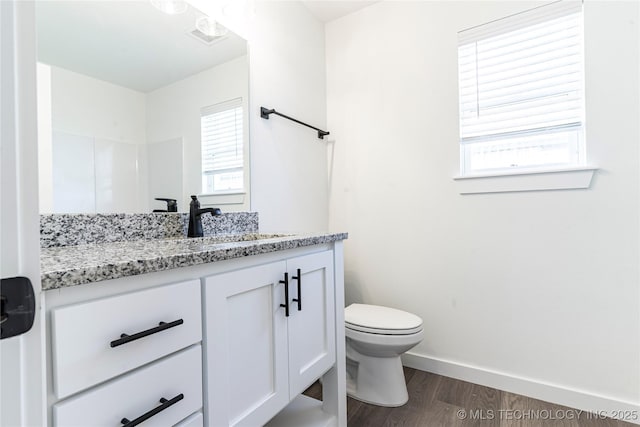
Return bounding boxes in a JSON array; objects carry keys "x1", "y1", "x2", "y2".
[
  {"x1": 286, "y1": 251, "x2": 336, "y2": 397},
  {"x1": 204, "y1": 261, "x2": 289, "y2": 427}
]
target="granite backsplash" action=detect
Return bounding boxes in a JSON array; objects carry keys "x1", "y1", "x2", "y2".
[{"x1": 40, "y1": 212, "x2": 259, "y2": 248}]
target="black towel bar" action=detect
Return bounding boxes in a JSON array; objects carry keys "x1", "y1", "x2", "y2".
[{"x1": 261, "y1": 107, "x2": 330, "y2": 139}]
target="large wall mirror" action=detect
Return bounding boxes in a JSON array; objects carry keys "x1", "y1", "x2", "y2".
[{"x1": 36, "y1": 0, "x2": 249, "y2": 214}]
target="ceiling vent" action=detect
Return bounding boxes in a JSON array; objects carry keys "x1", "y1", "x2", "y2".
[{"x1": 188, "y1": 28, "x2": 227, "y2": 45}]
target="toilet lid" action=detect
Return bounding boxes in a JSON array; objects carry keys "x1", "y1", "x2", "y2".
[{"x1": 345, "y1": 304, "x2": 423, "y2": 335}]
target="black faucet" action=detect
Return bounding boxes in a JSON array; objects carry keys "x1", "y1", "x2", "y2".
[
  {"x1": 153, "y1": 198, "x2": 178, "y2": 213},
  {"x1": 188, "y1": 195, "x2": 222, "y2": 237}
]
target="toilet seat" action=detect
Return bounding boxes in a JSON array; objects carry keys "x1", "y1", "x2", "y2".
[
  {"x1": 346, "y1": 322, "x2": 423, "y2": 335},
  {"x1": 345, "y1": 304, "x2": 423, "y2": 336}
]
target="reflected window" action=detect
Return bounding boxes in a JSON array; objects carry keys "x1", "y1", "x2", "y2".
[{"x1": 201, "y1": 98, "x2": 244, "y2": 193}]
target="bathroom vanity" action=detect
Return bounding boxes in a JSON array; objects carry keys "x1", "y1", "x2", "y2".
[{"x1": 40, "y1": 213, "x2": 347, "y2": 427}]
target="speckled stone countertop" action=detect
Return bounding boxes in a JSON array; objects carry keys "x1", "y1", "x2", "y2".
[
  {"x1": 40, "y1": 212, "x2": 258, "y2": 248},
  {"x1": 41, "y1": 232, "x2": 348, "y2": 290}
]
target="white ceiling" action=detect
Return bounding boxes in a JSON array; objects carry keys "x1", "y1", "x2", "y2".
[
  {"x1": 36, "y1": 1, "x2": 247, "y2": 93},
  {"x1": 301, "y1": 1, "x2": 378, "y2": 23}
]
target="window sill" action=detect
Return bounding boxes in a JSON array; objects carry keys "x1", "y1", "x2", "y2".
[
  {"x1": 453, "y1": 167, "x2": 598, "y2": 194},
  {"x1": 198, "y1": 191, "x2": 246, "y2": 205}
]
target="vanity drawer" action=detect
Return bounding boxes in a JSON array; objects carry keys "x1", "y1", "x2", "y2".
[
  {"x1": 51, "y1": 280, "x2": 202, "y2": 399},
  {"x1": 54, "y1": 345, "x2": 202, "y2": 427}
]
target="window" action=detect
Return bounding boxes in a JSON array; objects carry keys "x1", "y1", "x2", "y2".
[
  {"x1": 201, "y1": 98, "x2": 244, "y2": 193},
  {"x1": 458, "y1": 1, "x2": 584, "y2": 176}
]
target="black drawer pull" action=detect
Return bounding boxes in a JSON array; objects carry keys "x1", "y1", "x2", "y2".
[
  {"x1": 280, "y1": 272, "x2": 289, "y2": 317},
  {"x1": 110, "y1": 319, "x2": 184, "y2": 348},
  {"x1": 291, "y1": 269, "x2": 302, "y2": 311},
  {"x1": 120, "y1": 393, "x2": 184, "y2": 427}
]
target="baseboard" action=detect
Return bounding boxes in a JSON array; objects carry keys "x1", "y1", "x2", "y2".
[{"x1": 402, "y1": 352, "x2": 640, "y2": 425}]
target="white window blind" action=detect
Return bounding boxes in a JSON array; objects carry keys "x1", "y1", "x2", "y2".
[
  {"x1": 458, "y1": 1, "x2": 584, "y2": 175},
  {"x1": 201, "y1": 98, "x2": 244, "y2": 193}
]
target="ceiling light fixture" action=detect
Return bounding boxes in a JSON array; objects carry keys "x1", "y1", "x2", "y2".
[
  {"x1": 195, "y1": 16, "x2": 229, "y2": 37},
  {"x1": 150, "y1": 0, "x2": 189, "y2": 15}
]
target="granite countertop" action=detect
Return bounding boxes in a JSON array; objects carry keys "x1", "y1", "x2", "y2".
[{"x1": 41, "y1": 232, "x2": 348, "y2": 290}]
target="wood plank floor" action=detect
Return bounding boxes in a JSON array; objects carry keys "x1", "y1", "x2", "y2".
[{"x1": 303, "y1": 368, "x2": 636, "y2": 426}]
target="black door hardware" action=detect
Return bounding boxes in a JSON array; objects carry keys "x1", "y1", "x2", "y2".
[
  {"x1": 1, "y1": 276, "x2": 36, "y2": 340},
  {"x1": 260, "y1": 107, "x2": 330, "y2": 139},
  {"x1": 110, "y1": 319, "x2": 184, "y2": 348},
  {"x1": 291, "y1": 269, "x2": 302, "y2": 311},
  {"x1": 120, "y1": 393, "x2": 184, "y2": 427},
  {"x1": 280, "y1": 272, "x2": 290, "y2": 317}
]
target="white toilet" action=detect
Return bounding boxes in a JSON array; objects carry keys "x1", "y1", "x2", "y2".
[{"x1": 345, "y1": 303, "x2": 424, "y2": 407}]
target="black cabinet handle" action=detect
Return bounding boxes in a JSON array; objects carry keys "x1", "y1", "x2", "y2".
[
  {"x1": 291, "y1": 269, "x2": 302, "y2": 311},
  {"x1": 280, "y1": 272, "x2": 289, "y2": 317},
  {"x1": 110, "y1": 319, "x2": 184, "y2": 348},
  {"x1": 120, "y1": 393, "x2": 184, "y2": 427}
]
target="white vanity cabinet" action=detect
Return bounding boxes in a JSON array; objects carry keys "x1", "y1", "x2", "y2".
[
  {"x1": 203, "y1": 250, "x2": 336, "y2": 427},
  {"x1": 44, "y1": 241, "x2": 346, "y2": 427}
]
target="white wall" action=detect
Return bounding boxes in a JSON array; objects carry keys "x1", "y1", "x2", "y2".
[
  {"x1": 146, "y1": 56, "x2": 249, "y2": 212},
  {"x1": 189, "y1": 0, "x2": 330, "y2": 232},
  {"x1": 51, "y1": 66, "x2": 146, "y2": 144},
  {"x1": 44, "y1": 66, "x2": 147, "y2": 213},
  {"x1": 247, "y1": 1, "x2": 329, "y2": 232},
  {"x1": 327, "y1": 0, "x2": 639, "y2": 415}
]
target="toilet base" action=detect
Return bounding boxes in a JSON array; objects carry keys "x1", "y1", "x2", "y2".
[{"x1": 346, "y1": 349, "x2": 409, "y2": 407}]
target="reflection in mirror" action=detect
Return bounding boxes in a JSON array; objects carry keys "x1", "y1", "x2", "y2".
[{"x1": 36, "y1": 0, "x2": 249, "y2": 214}]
